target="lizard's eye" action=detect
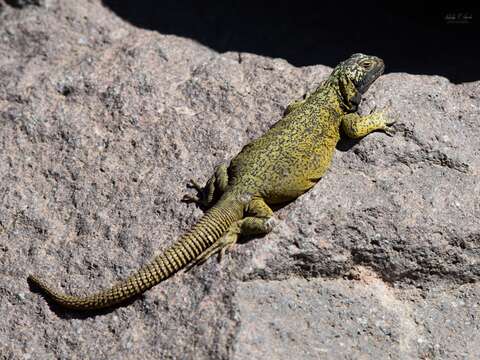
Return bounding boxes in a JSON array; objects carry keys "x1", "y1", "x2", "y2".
[{"x1": 361, "y1": 61, "x2": 373, "y2": 69}]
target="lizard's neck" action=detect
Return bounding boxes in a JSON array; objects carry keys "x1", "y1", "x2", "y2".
[
  {"x1": 308, "y1": 83, "x2": 348, "y2": 116},
  {"x1": 316, "y1": 76, "x2": 360, "y2": 114}
]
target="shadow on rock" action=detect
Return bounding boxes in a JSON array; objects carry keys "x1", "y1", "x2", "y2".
[{"x1": 102, "y1": 0, "x2": 477, "y2": 83}]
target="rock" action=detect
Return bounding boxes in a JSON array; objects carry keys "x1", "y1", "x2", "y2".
[
  {"x1": 0, "y1": 0, "x2": 479, "y2": 359},
  {"x1": 4, "y1": 0, "x2": 48, "y2": 8}
]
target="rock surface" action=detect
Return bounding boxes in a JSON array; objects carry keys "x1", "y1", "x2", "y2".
[{"x1": 0, "y1": 1, "x2": 479, "y2": 359}]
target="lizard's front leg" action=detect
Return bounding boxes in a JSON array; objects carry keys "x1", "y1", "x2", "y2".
[
  {"x1": 192, "y1": 198, "x2": 275, "y2": 264},
  {"x1": 341, "y1": 109, "x2": 395, "y2": 138},
  {"x1": 183, "y1": 163, "x2": 229, "y2": 208}
]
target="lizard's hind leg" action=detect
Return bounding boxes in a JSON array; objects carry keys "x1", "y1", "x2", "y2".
[
  {"x1": 182, "y1": 163, "x2": 229, "y2": 208},
  {"x1": 191, "y1": 198, "x2": 275, "y2": 265}
]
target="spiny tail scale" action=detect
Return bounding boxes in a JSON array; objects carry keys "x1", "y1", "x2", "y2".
[{"x1": 28, "y1": 200, "x2": 242, "y2": 310}]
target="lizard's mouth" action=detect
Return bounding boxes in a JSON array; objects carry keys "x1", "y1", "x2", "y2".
[
  {"x1": 370, "y1": 58, "x2": 385, "y2": 80},
  {"x1": 377, "y1": 61, "x2": 385, "y2": 76}
]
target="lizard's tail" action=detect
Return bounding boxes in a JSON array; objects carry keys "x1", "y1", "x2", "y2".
[{"x1": 28, "y1": 199, "x2": 243, "y2": 310}]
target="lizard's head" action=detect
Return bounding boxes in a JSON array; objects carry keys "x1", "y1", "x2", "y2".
[
  {"x1": 328, "y1": 53, "x2": 384, "y2": 111},
  {"x1": 335, "y1": 53, "x2": 385, "y2": 94}
]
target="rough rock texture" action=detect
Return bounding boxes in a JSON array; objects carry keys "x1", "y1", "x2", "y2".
[{"x1": 0, "y1": 1, "x2": 479, "y2": 359}]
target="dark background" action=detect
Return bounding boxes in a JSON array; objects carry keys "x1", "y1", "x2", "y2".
[{"x1": 102, "y1": 0, "x2": 478, "y2": 83}]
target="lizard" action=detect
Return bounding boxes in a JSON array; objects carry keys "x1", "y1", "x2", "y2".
[{"x1": 28, "y1": 53, "x2": 394, "y2": 310}]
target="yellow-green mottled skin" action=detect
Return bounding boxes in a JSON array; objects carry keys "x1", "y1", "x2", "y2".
[{"x1": 28, "y1": 53, "x2": 394, "y2": 310}]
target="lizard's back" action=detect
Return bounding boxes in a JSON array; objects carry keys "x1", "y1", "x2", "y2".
[{"x1": 228, "y1": 100, "x2": 341, "y2": 204}]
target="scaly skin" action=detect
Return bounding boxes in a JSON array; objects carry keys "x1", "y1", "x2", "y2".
[
  {"x1": 28, "y1": 199, "x2": 243, "y2": 310},
  {"x1": 28, "y1": 53, "x2": 393, "y2": 310}
]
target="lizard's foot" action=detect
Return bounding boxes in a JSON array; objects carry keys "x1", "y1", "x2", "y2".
[
  {"x1": 369, "y1": 105, "x2": 396, "y2": 137},
  {"x1": 181, "y1": 194, "x2": 200, "y2": 203},
  {"x1": 200, "y1": 231, "x2": 238, "y2": 263},
  {"x1": 186, "y1": 179, "x2": 203, "y2": 191},
  {"x1": 185, "y1": 229, "x2": 239, "y2": 271},
  {"x1": 182, "y1": 164, "x2": 229, "y2": 208},
  {"x1": 382, "y1": 120, "x2": 396, "y2": 137},
  {"x1": 182, "y1": 179, "x2": 209, "y2": 206},
  {"x1": 377, "y1": 106, "x2": 396, "y2": 137}
]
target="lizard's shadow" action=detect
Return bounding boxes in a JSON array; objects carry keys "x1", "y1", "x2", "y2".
[
  {"x1": 336, "y1": 129, "x2": 362, "y2": 152},
  {"x1": 336, "y1": 126, "x2": 394, "y2": 152}
]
